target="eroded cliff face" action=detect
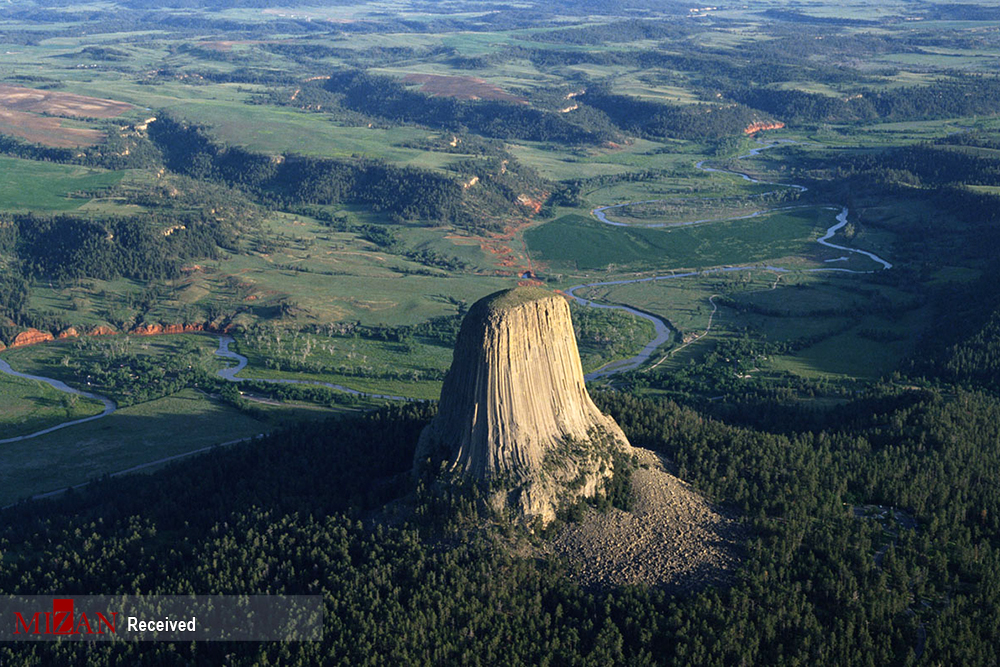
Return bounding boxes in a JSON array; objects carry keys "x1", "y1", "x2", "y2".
[
  {"x1": 743, "y1": 120, "x2": 785, "y2": 135},
  {"x1": 11, "y1": 328, "x2": 54, "y2": 348},
  {"x1": 416, "y1": 287, "x2": 631, "y2": 524}
]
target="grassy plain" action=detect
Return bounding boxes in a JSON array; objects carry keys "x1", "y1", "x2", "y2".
[
  {"x1": 198, "y1": 237, "x2": 512, "y2": 327},
  {"x1": 20, "y1": 210, "x2": 514, "y2": 330},
  {"x1": 0, "y1": 373, "x2": 105, "y2": 440},
  {"x1": 0, "y1": 157, "x2": 124, "y2": 210},
  {"x1": 527, "y1": 208, "x2": 835, "y2": 273},
  {"x1": 509, "y1": 138, "x2": 697, "y2": 183},
  {"x1": 1, "y1": 334, "x2": 227, "y2": 390},
  {"x1": 574, "y1": 273, "x2": 772, "y2": 340},
  {"x1": 0, "y1": 387, "x2": 352, "y2": 506},
  {"x1": 232, "y1": 332, "x2": 452, "y2": 400},
  {"x1": 167, "y1": 99, "x2": 474, "y2": 170}
]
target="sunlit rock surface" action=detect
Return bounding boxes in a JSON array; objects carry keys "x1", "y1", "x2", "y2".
[{"x1": 416, "y1": 286, "x2": 631, "y2": 524}]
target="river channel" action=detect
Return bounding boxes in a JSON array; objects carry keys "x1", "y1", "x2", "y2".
[{"x1": 0, "y1": 140, "x2": 892, "y2": 437}]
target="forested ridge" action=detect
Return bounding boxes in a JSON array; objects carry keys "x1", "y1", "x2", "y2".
[
  {"x1": 148, "y1": 115, "x2": 545, "y2": 230},
  {"x1": 148, "y1": 116, "x2": 466, "y2": 223},
  {"x1": 728, "y1": 77, "x2": 1000, "y2": 126},
  {"x1": 321, "y1": 70, "x2": 610, "y2": 145},
  {"x1": 579, "y1": 86, "x2": 770, "y2": 141}
]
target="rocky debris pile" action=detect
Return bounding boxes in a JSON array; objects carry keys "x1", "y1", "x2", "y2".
[
  {"x1": 416, "y1": 286, "x2": 631, "y2": 524},
  {"x1": 549, "y1": 448, "x2": 742, "y2": 590}
]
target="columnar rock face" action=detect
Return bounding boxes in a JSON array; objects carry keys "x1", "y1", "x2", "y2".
[{"x1": 416, "y1": 286, "x2": 631, "y2": 523}]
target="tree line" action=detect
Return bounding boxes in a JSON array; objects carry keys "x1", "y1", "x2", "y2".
[
  {"x1": 147, "y1": 115, "x2": 542, "y2": 230},
  {"x1": 727, "y1": 76, "x2": 1000, "y2": 126}
]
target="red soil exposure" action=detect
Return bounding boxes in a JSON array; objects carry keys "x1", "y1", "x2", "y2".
[
  {"x1": 517, "y1": 195, "x2": 544, "y2": 215},
  {"x1": 401, "y1": 74, "x2": 526, "y2": 103},
  {"x1": 11, "y1": 328, "x2": 55, "y2": 348},
  {"x1": 0, "y1": 84, "x2": 132, "y2": 119},
  {"x1": 470, "y1": 216, "x2": 544, "y2": 278},
  {"x1": 0, "y1": 107, "x2": 104, "y2": 148},
  {"x1": 485, "y1": 244, "x2": 514, "y2": 256},
  {"x1": 58, "y1": 327, "x2": 79, "y2": 339},
  {"x1": 88, "y1": 326, "x2": 117, "y2": 336},
  {"x1": 744, "y1": 121, "x2": 785, "y2": 135},
  {"x1": 0, "y1": 84, "x2": 131, "y2": 147}
]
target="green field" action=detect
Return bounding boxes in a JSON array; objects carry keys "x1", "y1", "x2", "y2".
[
  {"x1": 168, "y1": 99, "x2": 473, "y2": 170},
  {"x1": 575, "y1": 274, "x2": 748, "y2": 339},
  {"x1": 1, "y1": 334, "x2": 228, "y2": 393},
  {"x1": 527, "y1": 208, "x2": 834, "y2": 272},
  {"x1": 232, "y1": 331, "x2": 453, "y2": 400},
  {"x1": 0, "y1": 372, "x2": 105, "y2": 440},
  {"x1": 0, "y1": 387, "x2": 350, "y2": 506},
  {"x1": 0, "y1": 157, "x2": 124, "y2": 210},
  {"x1": 770, "y1": 327, "x2": 914, "y2": 380}
]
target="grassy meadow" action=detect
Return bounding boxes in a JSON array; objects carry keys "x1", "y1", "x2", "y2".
[
  {"x1": 0, "y1": 157, "x2": 124, "y2": 211},
  {"x1": 0, "y1": 387, "x2": 356, "y2": 506},
  {"x1": 0, "y1": 372, "x2": 105, "y2": 440},
  {"x1": 527, "y1": 208, "x2": 836, "y2": 272}
]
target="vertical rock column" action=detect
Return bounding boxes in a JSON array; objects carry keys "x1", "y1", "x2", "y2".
[{"x1": 416, "y1": 286, "x2": 631, "y2": 523}]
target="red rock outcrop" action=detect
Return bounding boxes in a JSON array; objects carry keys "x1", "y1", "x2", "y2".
[
  {"x1": 167, "y1": 323, "x2": 205, "y2": 334},
  {"x1": 89, "y1": 325, "x2": 117, "y2": 336},
  {"x1": 132, "y1": 323, "x2": 164, "y2": 336},
  {"x1": 744, "y1": 121, "x2": 785, "y2": 135},
  {"x1": 11, "y1": 328, "x2": 55, "y2": 348},
  {"x1": 0, "y1": 321, "x2": 223, "y2": 353},
  {"x1": 131, "y1": 322, "x2": 208, "y2": 335}
]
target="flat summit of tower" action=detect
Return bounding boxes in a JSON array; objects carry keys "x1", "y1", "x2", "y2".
[{"x1": 467, "y1": 286, "x2": 554, "y2": 315}]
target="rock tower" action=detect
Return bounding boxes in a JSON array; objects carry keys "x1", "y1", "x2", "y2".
[{"x1": 415, "y1": 286, "x2": 631, "y2": 524}]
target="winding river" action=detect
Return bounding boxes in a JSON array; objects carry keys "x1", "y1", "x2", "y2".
[
  {"x1": 0, "y1": 334, "x2": 412, "y2": 446},
  {"x1": 0, "y1": 359, "x2": 117, "y2": 445},
  {"x1": 214, "y1": 334, "x2": 411, "y2": 402},
  {"x1": 0, "y1": 139, "x2": 892, "y2": 439},
  {"x1": 573, "y1": 140, "x2": 892, "y2": 379}
]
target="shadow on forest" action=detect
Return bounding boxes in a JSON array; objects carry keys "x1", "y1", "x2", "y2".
[{"x1": 0, "y1": 404, "x2": 434, "y2": 534}]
